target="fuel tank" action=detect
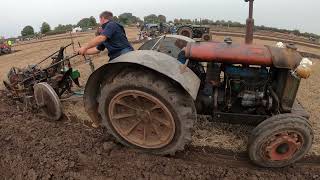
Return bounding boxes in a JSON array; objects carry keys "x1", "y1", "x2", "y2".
[{"x1": 184, "y1": 42, "x2": 302, "y2": 69}]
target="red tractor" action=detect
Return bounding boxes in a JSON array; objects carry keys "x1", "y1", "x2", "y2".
[
  {"x1": 82, "y1": 0, "x2": 314, "y2": 168},
  {"x1": 0, "y1": 42, "x2": 12, "y2": 55}
]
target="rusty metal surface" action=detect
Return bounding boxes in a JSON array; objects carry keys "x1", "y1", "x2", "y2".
[
  {"x1": 185, "y1": 42, "x2": 303, "y2": 69},
  {"x1": 34, "y1": 82, "x2": 62, "y2": 121},
  {"x1": 185, "y1": 42, "x2": 273, "y2": 66},
  {"x1": 245, "y1": 19, "x2": 254, "y2": 44},
  {"x1": 108, "y1": 90, "x2": 176, "y2": 149},
  {"x1": 265, "y1": 132, "x2": 303, "y2": 161},
  {"x1": 281, "y1": 72, "x2": 301, "y2": 112},
  {"x1": 267, "y1": 46, "x2": 302, "y2": 69},
  {"x1": 245, "y1": 0, "x2": 255, "y2": 44},
  {"x1": 273, "y1": 69, "x2": 301, "y2": 112}
]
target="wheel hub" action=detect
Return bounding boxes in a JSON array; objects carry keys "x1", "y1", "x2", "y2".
[
  {"x1": 108, "y1": 90, "x2": 176, "y2": 149},
  {"x1": 265, "y1": 133, "x2": 302, "y2": 161}
]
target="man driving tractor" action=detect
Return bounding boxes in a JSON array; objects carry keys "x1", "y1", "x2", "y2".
[{"x1": 77, "y1": 11, "x2": 133, "y2": 61}]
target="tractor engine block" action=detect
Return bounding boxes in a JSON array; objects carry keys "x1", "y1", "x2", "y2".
[
  {"x1": 223, "y1": 65, "x2": 271, "y2": 112},
  {"x1": 196, "y1": 63, "x2": 273, "y2": 115}
]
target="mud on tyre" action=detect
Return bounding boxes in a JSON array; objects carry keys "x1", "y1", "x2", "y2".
[
  {"x1": 248, "y1": 114, "x2": 314, "y2": 167},
  {"x1": 98, "y1": 67, "x2": 196, "y2": 155}
]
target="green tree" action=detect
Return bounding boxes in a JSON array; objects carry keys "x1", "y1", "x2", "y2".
[
  {"x1": 118, "y1": 13, "x2": 141, "y2": 25},
  {"x1": 292, "y1": 29, "x2": 301, "y2": 36},
  {"x1": 89, "y1": 16, "x2": 97, "y2": 26},
  {"x1": 119, "y1": 13, "x2": 132, "y2": 24},
  {"x1": 21, "y1": 25, "x2": 35, "y2": 36},
  {"x1": 77, "y1": 16, "x2": 97, "y2": 28},
  {"x1": 201, "y1": 19, "x2": 211, "y2": 25},
  {"x1": 176, "y1": 18, "x2": 192, "y2": 24},
  {"x1": 41, "y1": 22, "x2": 51, "y2": 34},
  {"x1": 144, "y1": 14, "x2": 158, "y2": 23},
  {"x1": 158, "y1": 15, "x2": 166, "y2": 23},
  {"x1": 144, "y1": 14, "x2": 167, "y2": 24},
  {"x1": 54, "y1": 24, "x2": 74, "y2": 32}
]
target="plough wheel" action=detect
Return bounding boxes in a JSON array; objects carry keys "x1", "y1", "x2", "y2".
[{"x1": 34, "y1": 82, "x2": 62, "y2": 121}]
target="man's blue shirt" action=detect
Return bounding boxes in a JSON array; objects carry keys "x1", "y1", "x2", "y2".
[{"x1": 97, "y1": 21, "x2": 133, "y2": 59}]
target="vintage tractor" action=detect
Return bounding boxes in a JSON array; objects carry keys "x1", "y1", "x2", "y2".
[
  {"x1": 83, "y1": 0, "x2": 314, "y2": 167},
  {"x1": 139, "y1": 23, "x2": 171, "y2": 39},
  {"x1": 177, "y1": 24, "x2": 212, "y2": 41},
  {"x1": 0, "y1": 42, "x2": 12, "y2": 55}
]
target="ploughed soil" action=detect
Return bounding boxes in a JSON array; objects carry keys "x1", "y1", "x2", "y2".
[
  {"x1": 1, "y1": 28, "x2": 320, "y2": 179},
  {"x1": 0, "y1": 91, "x2": 319, "y2": 180}
]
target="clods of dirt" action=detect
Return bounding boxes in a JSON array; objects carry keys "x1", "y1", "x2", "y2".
[{"x1": 0, "y1": 90, "x2": 319, "y2": 180}]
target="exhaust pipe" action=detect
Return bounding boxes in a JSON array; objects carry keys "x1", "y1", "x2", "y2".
[{"x1": 245, "y1": 0, "x2": 255, "y2": 44}]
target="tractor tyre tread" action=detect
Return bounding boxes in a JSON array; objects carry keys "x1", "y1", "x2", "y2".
[
  {"x1": 248, "y1": 114, "x2": 313, "y2": 167},
  {"x1": 98, "y1": 67, "x2": 196, "y2": 155}
]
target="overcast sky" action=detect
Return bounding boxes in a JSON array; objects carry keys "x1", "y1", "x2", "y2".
[{"x1": 0, "y1": 0, "x2": 318, "y2": 38}]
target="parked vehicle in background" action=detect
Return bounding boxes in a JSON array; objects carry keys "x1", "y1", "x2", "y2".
[
  {"x1": 177, "y1": 25, "x2": 212, "y2": 41},
  {"x1": 0, "y1": 41, "x2": 12, "y2": 55}
]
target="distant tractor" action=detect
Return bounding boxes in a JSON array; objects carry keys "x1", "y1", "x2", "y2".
[
  {"x1": 82, "y1": 0, "x2": 313, "y2": 168},
  {"x1": 177, "y1": 25, "x2": 212, "y2": 41},
  {"x1": 145, "y1": 24, "x2": 161, "y2": 38},
  {"x1": 140, "y1": 23, "x2": 171, "y2": 39},
  {"x1": 0, "y1": 42, "x2": 12, "y2": 55}
]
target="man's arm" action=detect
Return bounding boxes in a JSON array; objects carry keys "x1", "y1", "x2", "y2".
[
  {"x1": 84, "y1": 35, "x2": 107, "y2": 49},
  {"x1": 78, "y1": 35, "x2": 107, "y2": 55},
  {"x1": 85, "y1": 47, "x2": 101, "y2": 55}
]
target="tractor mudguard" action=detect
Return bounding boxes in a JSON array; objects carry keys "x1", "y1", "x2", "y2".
[{"x1": 84, "y1": 50, "x2": 201, "y2": 125}]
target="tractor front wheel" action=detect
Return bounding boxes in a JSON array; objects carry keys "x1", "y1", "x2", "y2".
[
  {"x1": 248, "y1": 114, "x2": 313, "y2": 167},
  {"x1": 202, "y1": 33, "x2": 212, "y2": 41},
  {"x1": 98, "y1": 68, "x2": 196, "y2": 155}
]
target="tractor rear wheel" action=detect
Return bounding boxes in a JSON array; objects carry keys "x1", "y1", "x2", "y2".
[
  {"x1": 98, "y1": 68, "x2": 196, "y2": 155},
  {"x1": 178, "y1": 27, "x2": 193, "y2": 38},
  {"x1": 248, "y1": 114, "x2": 313, "y2": 167}
]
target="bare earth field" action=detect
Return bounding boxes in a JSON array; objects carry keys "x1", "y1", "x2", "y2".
[{"x1": 0, "y1": 27, "x2": 319, "y2": 179}]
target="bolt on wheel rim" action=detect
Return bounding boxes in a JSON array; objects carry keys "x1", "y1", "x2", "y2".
[
  {"x1": 108, "y1": 90, "x2": 176, "y2": 149},
  {"x1": 264, "y1": 132, "x2": 303, "y2": 161}
]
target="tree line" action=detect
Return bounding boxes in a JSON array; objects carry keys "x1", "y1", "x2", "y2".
[
  {"x1": 20, "y1": 13, "x2": 319, "y2": 40},
  {"x1": 21, "y1": 16, "x2": 98, "y2": 37},
  {"x1": 20, "y1": 13, "x2": 168, "y2": 37}
]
